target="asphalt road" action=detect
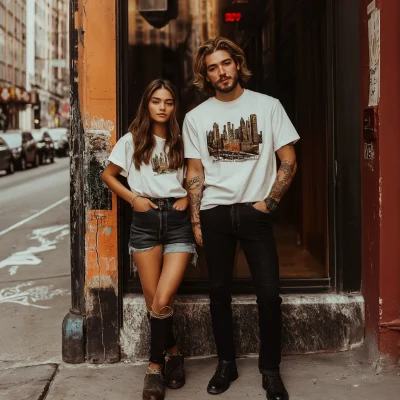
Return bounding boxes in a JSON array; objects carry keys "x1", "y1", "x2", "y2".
[{"x1": 0, "y1": 158, "x2": 71, "y2": 368}]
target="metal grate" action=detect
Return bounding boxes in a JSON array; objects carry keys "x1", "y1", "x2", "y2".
[{"x1": 138, "y1": 0, "x2": 168, "y2": 12}]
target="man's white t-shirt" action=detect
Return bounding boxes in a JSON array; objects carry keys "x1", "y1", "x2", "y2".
[
  {"x1": 108, "y1": 133, "x2": 187, "y2": 199},
  {"x1": 182, "y1": 89, "x2": 300, "y2": 210}
]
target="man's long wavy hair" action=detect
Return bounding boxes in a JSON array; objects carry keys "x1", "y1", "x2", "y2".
[
  {"x1": 193, "y1": 37, "x2": 252, "y2": 97},
  {"x1": 128, "y1": 79, "x2": 183, "y2": 171}
]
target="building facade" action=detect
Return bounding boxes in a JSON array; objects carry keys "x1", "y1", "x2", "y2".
[
  {"x1": 0, "y1": 0, "x2": 30, "y2": 130},
  {"x1": 63, "y1": 0, "x2": 400, "y2": 368},
  {"x1": 24, "y1": 0, "x2": 69, "y2": 130}
]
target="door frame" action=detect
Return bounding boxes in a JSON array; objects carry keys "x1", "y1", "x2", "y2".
[{"x1": 116, "y1": 0, "x2": 361, "y2": 294}]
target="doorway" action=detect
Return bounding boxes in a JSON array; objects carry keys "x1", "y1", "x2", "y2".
[{"x1": 120, "y1": 0, "x2": 332, "y2": 292}]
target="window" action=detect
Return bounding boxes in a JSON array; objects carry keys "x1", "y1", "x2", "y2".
[
  {"x1": 123, "y1": 0, "x2": 332, "y2": 292},
  {"x1": 7, "y1": 11, "x2": 12, "y2": 34},
  {"x1": 0, "y1": 6, "x2": 5, "y2": 27},
  {"x1": 7, "y1": 42, "x2": 11, "y2": 64},
  {"x1": 0, "y1": 28, "x2": 4, "y2": 55}
]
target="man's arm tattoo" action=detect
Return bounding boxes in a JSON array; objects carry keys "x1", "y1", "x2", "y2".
[
  {"x1": 266, "y1": 160, "x2": 295, "y2": 203},
  {"x1": 188, "y1": 175, "x2": 204, "y2": 190},
  {"x1": 187, "y1": 175, "x2": 204, "y2": 222},
  {"x1": 189, "y1": 192, "x2": 203, "y2": 221}
]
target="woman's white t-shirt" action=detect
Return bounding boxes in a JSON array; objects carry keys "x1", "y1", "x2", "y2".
[
  {"x1": 182, "y1": 89, "x2": 300, "y2": 210},
  {"x1": 108, "y1": 133, "x2": 187, "y2": 199}
]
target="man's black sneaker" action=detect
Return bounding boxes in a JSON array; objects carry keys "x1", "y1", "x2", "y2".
[
  {"x1": 262, "y1": 371, "x2": 289, "y2": 400},
  {"x1": 207, "y1": 360, "x2": 238, "y2": 395}
]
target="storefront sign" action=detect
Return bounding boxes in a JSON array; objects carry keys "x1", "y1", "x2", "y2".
[
  {"x1": 225, "y1": 12, "x2": 242, "y2": 22},
  {"x1": 0, "y1": 87, "x2": 33, "y2": 104}
]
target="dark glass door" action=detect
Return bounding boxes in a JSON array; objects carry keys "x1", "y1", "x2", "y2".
[{"x1": 119, "y1": 0, "x2": 333, "y2": 293}]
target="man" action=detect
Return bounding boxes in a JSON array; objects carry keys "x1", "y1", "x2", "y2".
[{"x1": 183, "y1": 37, "x2": 299, "y2": 400}]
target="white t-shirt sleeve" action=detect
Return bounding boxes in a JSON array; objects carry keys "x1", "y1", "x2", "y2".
[
  {"x1": 108, "y1": 134, "x2": 133, "y2": 177},
  {"x1": 182, "y1": 116, "x2": 201, "y2": 159},
  {"x1": 271, "y1": 100, "x2": 300, "y2": 152}
]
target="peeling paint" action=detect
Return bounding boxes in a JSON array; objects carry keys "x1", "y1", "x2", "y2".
[
  {"x1": 104, "y1": 227, "x2": 112, "y2": 235},
  {"x1": 84, "y1": 112, "x2": 115, "y2": 133},
  {"x1": 86, "y1": 274, "x2": 118, "y2": 298},
  {"x1": 83, "y1": 129, "x2": 112, "y2": 211}
]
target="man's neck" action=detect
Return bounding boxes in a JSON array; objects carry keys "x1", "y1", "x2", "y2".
[{"x1": 215, "y1": 84, "x2": 244, "y2": 102}]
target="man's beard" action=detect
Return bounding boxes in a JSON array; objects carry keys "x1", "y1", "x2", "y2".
[{"x1": 212, "y1": 73, "x2": 239, "y2": 94}]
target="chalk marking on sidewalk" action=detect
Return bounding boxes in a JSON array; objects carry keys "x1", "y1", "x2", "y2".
[
  {"x1": 0, "y1": 197, "x2": 69, "y2": 237},
  {"x1": 0, "y1": 281, "x2": 70, "y2": 308},
  {"x1": 0, "y1": 224, "x2": 69, "y2": 274}
]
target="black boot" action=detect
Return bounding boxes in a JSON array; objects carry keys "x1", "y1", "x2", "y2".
[
  {"x1": 262, "y1": 371, "x2": 289, "y2": 400},
  {"x1": 207, "y1": 360, "x2": 238, "y2": 395},
  {"x1": 143, "y1": 367, "x2": 165, "y2": 400},
  {"x1": 165, "y1": 349, "x2": 185, "y2": 389}
]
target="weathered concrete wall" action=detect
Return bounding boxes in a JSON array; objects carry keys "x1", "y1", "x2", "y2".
[
  {"x1": 64, "y1": 0, "x2": 120, "y2": 364},
  {"x1": 121, "y1": 294, "x2": 365, "y2": 360}
]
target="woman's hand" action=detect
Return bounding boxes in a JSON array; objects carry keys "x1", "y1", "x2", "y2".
[
  {"x1": 173, "y1": 196, "x2": 189, "y2": 211},
  {"x1": 133, "y1": 196, "x2": 158, "y2": 212}
]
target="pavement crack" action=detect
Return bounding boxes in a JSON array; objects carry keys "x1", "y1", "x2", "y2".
[
  {"x1": 95, "y1": 216, "x2": 106, "y2": 362},
  {"x1": 39, "y1": 363, "x2": 60, "y2": 400}
]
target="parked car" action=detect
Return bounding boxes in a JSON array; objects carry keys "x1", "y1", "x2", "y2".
[
  {"x1": 0, "y1": 136, "x2": 14, "y2": 174},
  {"x1": 48, "y1": 128, "x2": 69, "y2": 157},
  {"x1": 0, "y1": 130, "x2": 40, "y2": 170},
  {"x1": 32, "y1": 129, "x2": 55, "y2": 164}
]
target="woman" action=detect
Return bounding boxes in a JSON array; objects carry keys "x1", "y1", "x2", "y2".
[{"x1": 102, "y1": 79, "x2": 196, "y2": 400}]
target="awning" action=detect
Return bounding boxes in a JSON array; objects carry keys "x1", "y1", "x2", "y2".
[{"x1": 0, "y1": 87, "x2": 36, "y2": 104}]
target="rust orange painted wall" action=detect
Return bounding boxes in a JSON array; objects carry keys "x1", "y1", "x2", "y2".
[{"x1": 75, "y1": 1, "x2": 118, "y2": 298}]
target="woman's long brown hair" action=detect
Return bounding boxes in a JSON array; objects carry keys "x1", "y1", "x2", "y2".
[{"x1": 128, "y1": 79, "x2": 184, "y2": 170}]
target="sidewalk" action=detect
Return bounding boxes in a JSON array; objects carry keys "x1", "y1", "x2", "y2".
[{"x1": 1, "y1": 349, "x2": 398, "y2": 399}]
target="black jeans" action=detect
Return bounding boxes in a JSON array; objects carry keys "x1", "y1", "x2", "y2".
[{"x1": 200, "y1": 203, "x2": 282, "y2": 372}]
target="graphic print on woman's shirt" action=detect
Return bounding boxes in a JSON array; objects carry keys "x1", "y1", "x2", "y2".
[
  {"x1": 151, "y1": 151, "x2": 177, "y2": 175},
  {"x1": 206, "y1": 114, "x2": 263, "y2": 162},
  {"x1": 108, "y1": 133, "x2": 186, "y2": 199}
]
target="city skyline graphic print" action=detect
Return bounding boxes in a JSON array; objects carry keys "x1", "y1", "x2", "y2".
[
  {"x1": 151, "y1": 151, "x2": 177, "y2": 176},
  {"x1": 207, "y1": 114, "x2": 263, "y2": 162}
]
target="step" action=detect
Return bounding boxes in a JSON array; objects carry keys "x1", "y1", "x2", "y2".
[{"x1": 121, "y1": 293, "x2": 364, "y2": 360}]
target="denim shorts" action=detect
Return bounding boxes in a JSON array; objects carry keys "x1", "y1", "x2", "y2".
[{"x1": 129, "y1": 197, "x2": 197, "y2": 271}]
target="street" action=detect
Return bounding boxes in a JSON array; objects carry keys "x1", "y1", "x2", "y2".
[{"x1": 0, "y1": 158, "x2": 70, "y2": 368}]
